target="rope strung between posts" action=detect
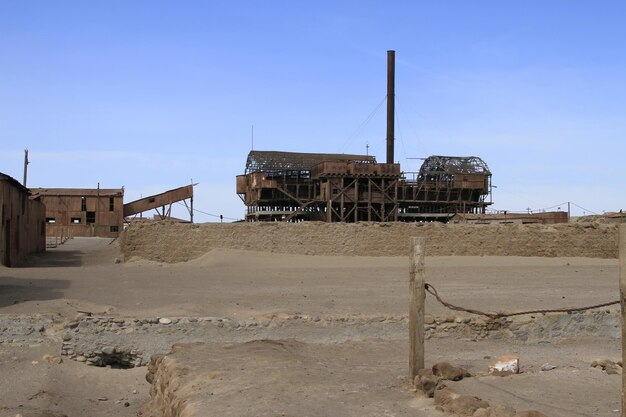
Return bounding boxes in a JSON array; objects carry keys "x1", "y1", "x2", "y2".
[{"x1": 424, "y1": 283, "x2": 620, "y2": 320}]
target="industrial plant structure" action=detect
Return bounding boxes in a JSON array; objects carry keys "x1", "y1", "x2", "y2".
[
  {"x1": 237, "y1": 51, "x2": 493, "y2": 222},
  {"x1": 237, "y1": 151, "x2": 491, "y2": 222}
]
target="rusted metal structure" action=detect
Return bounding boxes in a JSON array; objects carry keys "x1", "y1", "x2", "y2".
[
  {"x1": 0, "y1": 172, "x2": 46, "y2": 266},
  {"x1": 397, "y1": 155, "x2": 492, "y2": 220},
  {"x1": 123, "y1": 184, "x2": 194, "y2": 221},
  {"x1": 237, "y1": 151, "x2": 491, "y2": 222},
  {"x1": 30, "y1": 187, "x2": 124, "y2": 238},
  {"x1": 236, "y1": 50, "x2": 492, "y2": 222},
  {"x1": 237, "y1": 151, "x2": 401, "y2": 222}
]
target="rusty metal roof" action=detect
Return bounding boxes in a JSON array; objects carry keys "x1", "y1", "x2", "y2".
[
  {"x1": 418, "y1": 156, "x2": 491, "y2": 176},
  {"x1": 245, "y1": 150, "x2": 376, "y2": 174}
]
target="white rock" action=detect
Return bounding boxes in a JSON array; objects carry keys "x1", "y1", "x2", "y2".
[
  {"x1": 159, "y1": 318, "x2": 172, "y2": 325},
  {"x1": 488, "y1": 355, "x2": 519, "y2": 374}
]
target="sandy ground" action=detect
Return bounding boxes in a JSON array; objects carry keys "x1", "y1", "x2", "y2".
[{"x1": 0, "y1": 237, "x2": 622, "y2": 417}]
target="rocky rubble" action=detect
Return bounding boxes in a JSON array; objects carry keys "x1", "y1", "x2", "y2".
[
  {"x1": 415, "y1": 365, "x2": 550, "y2": 417},
  {"x1": 58, "y1": 309, "x2": 620, "y2": 367},
  {"x1": 1, "y1": 309, "x2": 619, "y2": 368}
]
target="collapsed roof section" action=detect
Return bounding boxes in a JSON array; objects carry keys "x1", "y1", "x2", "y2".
[
  {"x1": 418, "y1": 156, "x2": 491, "y2": 178},
  {"x1": 245, "y1": 150, "x2": 376, "y2": 175}
]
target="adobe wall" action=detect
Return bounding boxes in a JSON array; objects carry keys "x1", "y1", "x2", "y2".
[{"x1": 122, "y1": 221, "x2": 619, "y2": 263}]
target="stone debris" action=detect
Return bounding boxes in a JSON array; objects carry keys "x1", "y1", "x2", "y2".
[
  {"x1": 414, "y1": 369, "x2": 441, "y2": 397},
  {"x1": 43, "y1": 354, "x2": 63, "y2": 364},
  {"x1": 434, "y1": 387, "x2": 490, "y2": 416},
  {"x1": 540, "y1": 363, "x2": 556, "y2": 372},
  {"x1": 473, "y1": 405, "x2": 516, "y2": 417},
  {"x1": 432, "y1": 361, "x2": 471, "y2": 381},
  {"x1": 489, "y1": 355, "x2": 519, "y2": 376},
  {"x1": 429, "y1": 386, "x2": 549, "y2": 417},
  {"x1": 591, "y1": 359, "x2": 622, "y2": 375},
  {"x1": 414, "y1": 361, "x2": 471, "y2": 397}
]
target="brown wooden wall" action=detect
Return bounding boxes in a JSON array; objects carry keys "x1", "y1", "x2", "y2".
[
  {"x1": 40, "y1": 194, "x2": 124, "y2": 238},
  {"x1": 0, "y1": 180, "x2": 46, "y2": 267}
]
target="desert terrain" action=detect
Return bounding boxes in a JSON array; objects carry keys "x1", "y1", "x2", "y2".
[{"x1": 0, "y1": 221, "x2": 623, "y2": 417}]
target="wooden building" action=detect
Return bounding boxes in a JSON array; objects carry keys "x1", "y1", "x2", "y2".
[
  {"x1": 30, "y1": 188, "x2": 124, "y2": 238},
  {"x1": 0, "y1": 173, "x2": 46, "y2": 266}
]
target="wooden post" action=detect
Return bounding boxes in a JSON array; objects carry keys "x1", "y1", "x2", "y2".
[
  {"x1": 618, "y1": 224, "x2": 626, "y2": 417},
  {"x1": 409, "y1": 237, "x2": 426, "y2": 379},
  {"x1": 190, "y1": 181, "x2": 194, "y2": 224}
]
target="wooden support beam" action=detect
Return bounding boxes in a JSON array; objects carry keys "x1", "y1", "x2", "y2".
[
  {"x1": 618, "y1": 224, "x2": 626, "y2": 417},
  {"x1": 409, "y1": 237, "x2": 426, "y2": 379}
]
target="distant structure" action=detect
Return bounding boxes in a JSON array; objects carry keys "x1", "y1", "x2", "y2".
[
  {"x1": 0, "y1": 172, "x2": 46, "y2": 266},
  {"x1": 237, "y1": 151, "x2": 491, "y2": 222},
  {"x1": 452, "y1": 211, "x2": 568, "y2": 224},
  {"x1": 236, "y1": 50, "x2": 492, "y2": 222},
  {"x1": 31, "y1": 188, "x2": 125, "y2": 238},
  {"x1": 123, "y1": 184, "x2": 194, "y2": 222},
  {"x1": 29, "y1": 184, "x2": 195, "y2": 238}
]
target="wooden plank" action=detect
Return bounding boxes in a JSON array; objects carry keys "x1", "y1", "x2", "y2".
[
  {"x1": 123, "y1": 185, "x2": 193, "y2": 217},
  {"x1": 618, "y1": 224, "x2": 626, "y2": 417},
  {"x1": 409, "y1": 237, "x2": 426, "y2": 379}
]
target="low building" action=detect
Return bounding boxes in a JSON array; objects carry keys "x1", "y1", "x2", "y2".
[
  {"x1": 30, "y1": 188, "x2": 124, "y2": 238},
  {"x1": 0, "y1": 173, "x2": 46, "y2": 266}
]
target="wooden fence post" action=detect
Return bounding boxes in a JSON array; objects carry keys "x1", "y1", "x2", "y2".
[
  {"x1": 618, "y1": 224, "x2": 626, "y2": 417},
  {"x1": 409, "y1": 237, "x2": 426, "y2": 380}
]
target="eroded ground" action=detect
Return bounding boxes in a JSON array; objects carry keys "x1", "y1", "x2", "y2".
[{"x1": 0, "y1": 237, "x2": 621, "y2": 417}]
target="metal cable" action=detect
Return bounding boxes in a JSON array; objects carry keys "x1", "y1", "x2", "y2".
[{"x1": 424, "y1": 283, "x2": 619, "y2": 320}]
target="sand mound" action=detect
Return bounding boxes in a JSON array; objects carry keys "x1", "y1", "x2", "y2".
[{"x1": 121, "y1": 221, "x2": 619, "y2": 263}]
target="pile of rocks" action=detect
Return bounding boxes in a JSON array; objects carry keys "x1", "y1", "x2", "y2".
[
  {"x1": 414, "y1": 361, "x2": 549, "y2": 417},
  {"x1": 590, "y1": 359, "x2": 623, "y2": 375},
  {"x1": 61, "y1": 340, "x2": 146, "y2": 368},
  {"x1": 54, "y1": 310, "x2": 620, "y2": 368}
]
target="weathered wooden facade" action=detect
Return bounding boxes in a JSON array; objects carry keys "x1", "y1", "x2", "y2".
[
  {"x1": 30, "y1": 188, "x2": 124, "y2": 238},
  {"x1": 0, "y1": 173, "x2": 46, "y2": 266}
]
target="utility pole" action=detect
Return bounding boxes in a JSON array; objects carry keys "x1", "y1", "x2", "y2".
[
  {"x1": 190, "y1": 178, "x2": 194, "y2": 224},
  {"x1": 568, "y1": 202, "x2": 571, "y2": 221},
  {"x1": 23, "y1": 149, "x2": 29, "y2": 187}
]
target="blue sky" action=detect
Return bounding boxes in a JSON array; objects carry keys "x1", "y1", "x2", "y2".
[{"x1": 1, "y1": 1, "x2": 624, "y2": 220}]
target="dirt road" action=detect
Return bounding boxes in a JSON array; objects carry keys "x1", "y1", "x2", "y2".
[{"x1": 0, "y1": 237, "x2": 622, "y2": 417}]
